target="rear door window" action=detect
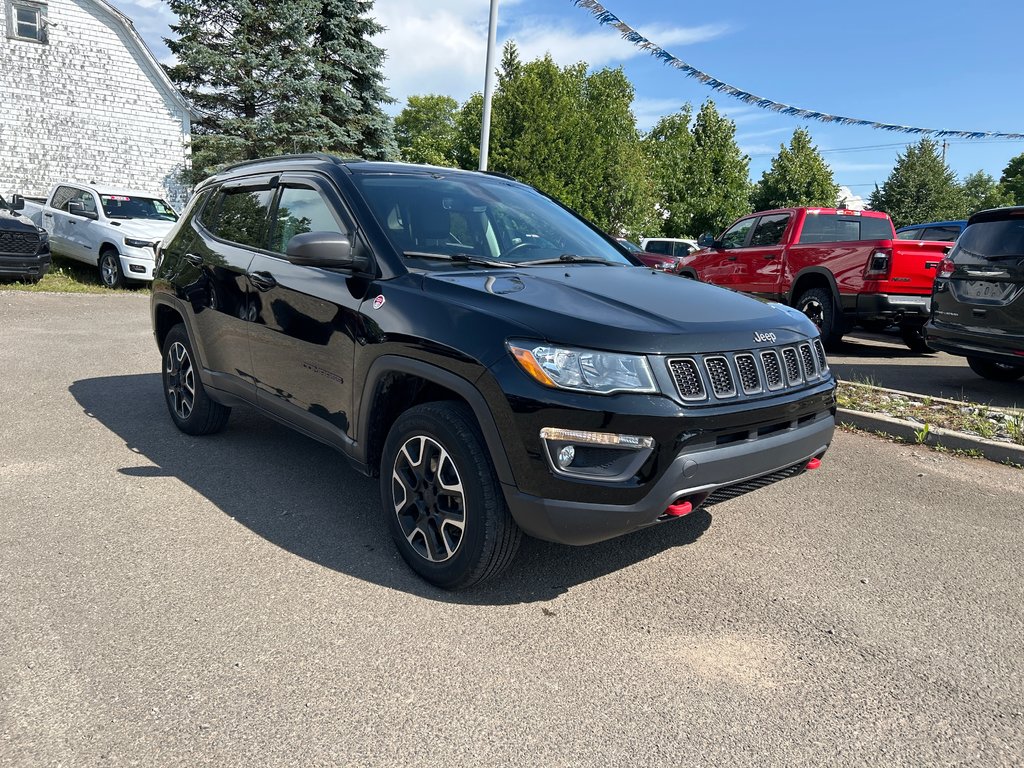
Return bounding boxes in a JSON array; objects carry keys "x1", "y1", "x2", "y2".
[
  {"x1": 749, "y1": 214, "x2": 790, "y2": 247},
  {"x1": 922, "y1": 226, "x2": 962, "y2": 242},
  {"x1": 205, "y1": 187, "x2": 275, "y2": 249},
  {"x1": 644, "y1": 240, "x2": 671, "y2": 255},
  {"x1": 896, "y1": 228, "x2": 924, "y2": 240},
  {"x1": 673, "y1": 242, "x2": 694, "y2": 257}
]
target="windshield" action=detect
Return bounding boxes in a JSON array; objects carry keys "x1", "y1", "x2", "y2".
[
  {"x1": 951, "y1": 218, "x2": 1024, "y2": 262},
  {"x1": 100, "y1": 195, "x2": 178, "y2": 221},
  {"x1": 351, "y1": 173, "x2": 633, "y2": 267},
  {"x1": 618, "y1": 239, "x2": 644, "y2": 253}
]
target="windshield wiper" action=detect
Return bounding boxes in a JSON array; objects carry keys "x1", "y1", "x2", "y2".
[
  {"x1": 402, "y1": 251, "x2": 515, "y2": 269},
  {"x1": 521, "y1": 253, "x2": 624, "y2": 266}
]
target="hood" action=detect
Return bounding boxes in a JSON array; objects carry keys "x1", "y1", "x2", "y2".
[
  {"x1": 110, "y1": 218, "x2": 176, "y2": 241},
  {"x1": 0, "y1": 207, "x2": 38, "y2": 231},
  {"x1": 423, "y1": 265, "x2": 819, "y2": 354}
]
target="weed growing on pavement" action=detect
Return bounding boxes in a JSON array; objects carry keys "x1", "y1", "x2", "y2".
[{"x1": 914, "y1": 423, "x2": 931, "y2": 444}]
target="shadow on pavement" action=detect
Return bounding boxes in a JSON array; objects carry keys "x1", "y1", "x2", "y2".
[{"x1": 70, "y1": 374, "x2": 711, "y2": 605}]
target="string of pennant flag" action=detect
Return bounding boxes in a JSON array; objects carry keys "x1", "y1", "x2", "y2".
[{"x1": 571, "y1": 0, "x2": 1024, "y2": 140}]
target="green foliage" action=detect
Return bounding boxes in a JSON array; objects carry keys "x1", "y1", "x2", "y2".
[
  {"x1": 395, "y1": 95, "x2": 460, "y2": 166},
  {"x1": 644, "y1": 108, "x2": 695, "y2": 238},
  {"x1": 165, "y1": 0, "x2": 395, "y2": 183},
  {"x1": 751, "y1": 128, "x2": 839, "y2": 211},
  {"x1": 453, "y1": 92, "x2": 483, "y2": 171},
  {"x1": 868, "y1": 139, "x2": 967, "y2": 228},
  {"x1": 962, "y1": 170, "x2": 1012, "y2": 214},
  {"x1": 683, "y1": 101, "x2": 752, "y2": 237},
  {"x1": 999, "y1": 153, "x2": 1024, "y2": 206}
]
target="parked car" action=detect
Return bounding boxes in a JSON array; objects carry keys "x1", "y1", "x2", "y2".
[
  {"x1": 151, "y1": 155, "x2": 836, "y2": 589},
  {"x1": 640, "y1": 237, "x2": 698, "y2": 258},
  {"x1": 23, "y1": 183, "x2": 179, "y2": 288},
  {"x1": 616, "y1": 238, "x2": 677, "y2": 270},
  {"x1": 896, "y1": 220, "x2": 967, "y2": 242},
  {"x1": 679, "y1": 207, "x2": 949, "y2": 351},
  {"x1": 925, "y1": 207, "x2": 1024, "y2": 381},
  {"x1": 0, "y1": 194, "x2": 51, "y2": 283}
]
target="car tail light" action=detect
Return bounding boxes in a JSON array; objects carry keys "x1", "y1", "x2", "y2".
[
  {"x1": 863, "y1": 248, "x2": 892, "y2": 278},
  {"x1": 937, "y1": 258, "x2": 955, "y2": 278}
]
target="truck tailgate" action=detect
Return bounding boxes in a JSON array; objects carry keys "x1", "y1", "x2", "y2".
[{"x1": 887, "y1": 239, "x2": 948, "y2": 294}]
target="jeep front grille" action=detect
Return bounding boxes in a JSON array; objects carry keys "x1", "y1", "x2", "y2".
[{"x1": 666, "y1": 341, "x2": 830, "y2": 404}]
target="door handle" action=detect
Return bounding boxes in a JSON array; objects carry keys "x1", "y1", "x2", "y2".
[
  {"x1": 183, "y1": 252, "x2": 204, "y2": 266},
  {"x1": 43, "y1": 213, "x2": 53, "y2": 218},
  {"x1": 764, "y1": 254, "x2": 777, "y2": 260},
  {"x1": 727, "y1": 255, "x2": 738, "y2": 261},
  {"x1": 248, "y1": 271, "x2": 277, "y2": 291}
]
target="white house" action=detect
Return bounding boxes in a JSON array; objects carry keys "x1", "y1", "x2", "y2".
[{"x1": 0, "y1": 0, "x2": 194, "y2": 207}]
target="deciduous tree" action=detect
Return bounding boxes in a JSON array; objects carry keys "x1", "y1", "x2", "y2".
[
  {"x1": 395, "y1": 95, "x2": 460, "y2": 166},
  {"x1": 751, "y1": 128, "x2": 838, "y2": 211}
]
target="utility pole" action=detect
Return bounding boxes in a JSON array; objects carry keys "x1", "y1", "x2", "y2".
[
  {"x1": 478, "y1": 0, "x2": 499, "y2": 171},
  {"x1": 942, "y1": 140, "x2": 949, "y2": 163}
]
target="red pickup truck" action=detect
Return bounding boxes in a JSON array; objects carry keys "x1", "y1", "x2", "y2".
[{"x1": 677, "y1": 207, "x2": 948, "y2": 350}]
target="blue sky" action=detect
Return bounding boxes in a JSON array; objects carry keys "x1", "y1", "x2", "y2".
[{"x1": 115, "y1": 0, "x2": 1024, "y2": 204}]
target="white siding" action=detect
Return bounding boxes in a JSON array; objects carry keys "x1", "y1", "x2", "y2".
[{"x1": 0, "y1": 0, "x2": 191, "y2": 207}]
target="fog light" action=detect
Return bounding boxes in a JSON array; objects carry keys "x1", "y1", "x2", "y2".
[
  {"x1": 129, "y1": 264, "x2": 145, "y2": 273},
  {"x1": 557, "y1": 445, "x2": 575, "y2": 468}
]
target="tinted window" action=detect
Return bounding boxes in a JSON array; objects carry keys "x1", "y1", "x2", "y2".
[
  {"x1": 951, "y1": 219, "x2": 1024, "y2": 263},
  {"x1": 673, "y1": 242, "x2": 694, "y2": 257},
  {"x1": 749, "y1": 214, "x2": 790, "y2": 247},
  {"x1": 101, "y1": 195, "x2": 177, "y2": 222},
  {"x1": 922, "y1": 226, "x2": 961, "y2": 242},
  {"x1": 206, "y1": 187, "x2": 274, "y2": 248},
  {"x1": 896, "y1": 228, "x2": 924, "y2": 240},
  {"x1": 644, "y1": 240, "x2": 671, "y2": 255},
  {"x1": 799, "y1": 213, "x2": 893, "y2": 243},
  {"x1": 720, "y1": 218, "x2": 755, "y2": 248},
  {"x1": 270, "y1": 187, "x2": 343, "y2": 254}
]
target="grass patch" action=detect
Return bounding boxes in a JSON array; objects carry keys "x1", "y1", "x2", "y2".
[
  {"x1": 838, "y1": 381, "x2": 1024, "y2": 446},
  {"x1": 1, "y1": 256, "x2": 147, "y2": 294}
]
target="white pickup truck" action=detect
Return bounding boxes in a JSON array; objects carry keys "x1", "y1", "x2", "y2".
[{"x1": 23, "y1": 183, "x2": 179, "y2": 288}]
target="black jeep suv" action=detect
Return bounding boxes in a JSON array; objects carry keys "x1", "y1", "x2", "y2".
[
  {"x1": 0, "y1": 194, "x2": 51, "y2": 283},
  {"x1": 151, "y1": 155, "x2": 836, "y2": 588},
  {"x1": 926, "y1": 207, "x2": 1024, "y2": 381}
]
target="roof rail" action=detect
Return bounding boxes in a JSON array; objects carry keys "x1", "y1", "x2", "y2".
[
  {"x1": 216, "y1": 153, "x2": 366, "y2": 174},
  {"x1": 481, "y1": 170, "x2": 518, "y2": 182}
]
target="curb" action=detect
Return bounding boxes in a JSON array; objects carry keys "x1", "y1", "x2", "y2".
[{"x1": 837, "y1": 408, "x2": 1024, "y2": 466}]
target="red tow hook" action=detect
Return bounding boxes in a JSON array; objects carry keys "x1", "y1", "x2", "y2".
[
  {"x1": 664, "y1": 500, "x2": 693, "y2": 517},
  {"x1": 805, "y1": 457, "x2": 822, "y2": 470}
]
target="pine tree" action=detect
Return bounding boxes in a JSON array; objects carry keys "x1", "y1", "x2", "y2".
[
  {"x1": 868, "y1": 139, "x2": 967, "y2": 227},
  {"x1": 751, "y1": 128, "x2": 839, "y2": 211}
]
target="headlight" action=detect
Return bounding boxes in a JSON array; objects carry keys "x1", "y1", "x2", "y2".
[
  {"x1": 124, "y1": 237, "x2": 156, "y2": 249},
  {"x1": 507, "y1": 341, "x2": 657, "y2": 394}
]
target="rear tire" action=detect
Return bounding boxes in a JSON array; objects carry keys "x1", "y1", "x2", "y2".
[
  {"x1": 900, "y1": 324, "x2": 932, "y2": 353},
  {"x1": 99, "y1": 248, "x2": 125, "y2": 289},
  {"x1": 161, "y1": 324, "x2": 230, "y2": 435},
  {"x1": 796, "y1": 287, "x2": 843, "y2": 349},
  {"x1": 380, "y1": 401, "x2": 521, "y2": 590},
  {"x1": 967, "y1": 357, "x2": 1024, "y2": 382}
]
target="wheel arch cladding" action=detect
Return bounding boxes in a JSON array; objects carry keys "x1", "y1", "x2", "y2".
[
  {"x1": 791, "y1": 268, "x2": 840, "y2": 306},
  {"x1": 154, "y1": 302, "x2": 184, "y2": 352}
]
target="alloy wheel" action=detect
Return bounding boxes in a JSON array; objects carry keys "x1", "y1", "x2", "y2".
[
  {"x1": 165, "y1": 341, "x2": 195, "y2": 420},
  {"x1": 100, "y1": 254, "x2": 118, "y2": 287},
  {"x1": 800, "y1": 298, "x2": 824, "y2": 330},
  {"x1": 391, "y1": 435, "x2": 466, "y2": 563}
]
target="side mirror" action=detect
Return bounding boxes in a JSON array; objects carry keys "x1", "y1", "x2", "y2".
[
  {"x1": 286, "y1": 231, "x2": 364, "y2": 270},
  {"x1": 10, "y1": 194, "x2": 25, "y2": 211},
  {"x1": 68, "y1": 200, "x2": 98, "y2": 220},
  {"x1": 697, "y1": 232, "x2": 716, "y2": 248}
]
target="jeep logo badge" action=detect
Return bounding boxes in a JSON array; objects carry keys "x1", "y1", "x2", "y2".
[{"x1": 754, "y1": 331, "x2": 777, "y2": 344}]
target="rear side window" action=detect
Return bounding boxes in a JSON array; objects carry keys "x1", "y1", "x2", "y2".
[
  {"x1": 896, "y1": 228, "x2": 924, "y2": 240},
  {"x1": 749, "y1": 214, "x2": 789, "y2": 247},
  {"x1": 922, "y1": 226, "x2": 961, "y2": 242},
  {"x1": 645, "y1": 240, "x2": 671, "y2": 255},
  {"x1": 799, "y1": 213, "x2": 893, "y2": 243},
  {"x1": 673, "y1": 242, "x2": 694, "y2": 257},
  {"x1": 204, "y1": 187, "x2": 274, "y2": 248}
]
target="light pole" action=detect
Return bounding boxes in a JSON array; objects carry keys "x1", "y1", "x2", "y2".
[{"x1": 478, "y1": 0, "x2": 499, "y2": 171}]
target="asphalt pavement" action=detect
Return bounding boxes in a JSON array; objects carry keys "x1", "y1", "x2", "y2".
[
  {"x1": 830, "y1": 330, "x2": 1023, "y2": 410},
  {"x1": 2, "y1": 292, "x2": 1023, "y2": 767}
]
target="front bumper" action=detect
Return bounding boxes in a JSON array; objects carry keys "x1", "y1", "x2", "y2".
[
  {"x1": 0, "y1": 251, "x2": 52, "y2": 279},
  {"x1": 855, "y1": 293, "x2": 931, "y2": 323},
  {"x1": 502, "y1": 403, "x2": 835, "y2": 546},
  {"x1": 119, "y1": 248, "x2": 156, "y2": 281}
]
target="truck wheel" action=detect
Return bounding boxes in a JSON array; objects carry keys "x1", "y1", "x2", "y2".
[
  {"x1": 900, "y1": 324, "x2": 932, "y2": 353},
  {"x1": 967, "y1": 357, "x2": 1024, "y2": 382},
  {"x1": 161, "y1": 324, "x2": 231, "y2": 435},
  {"x1": 381, "y1": 401, "x2": 522, "y2": 590},
  {"x1": 99, "y1": 248, "x2": 126, "y2": 289},
  {"x1": 796, "y1": 287, "x2": 843, "y2": 349}
]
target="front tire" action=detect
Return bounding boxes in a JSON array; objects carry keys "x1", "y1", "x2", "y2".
[
  {"x1": 380, "y1": 401, "x2": 521, "y2": 590},
  {"x1": 161, "y1": 324, "x2": 230, "y2": 435},
  {"x1": 99, "y1": 248, "x2": 126, "y2": 289},
  {"x1": 967, "y1": 357, "x2": 1024, "y2": 382},
  {"x1": 796, "y1": 286, "x2": 843, "y2": 349}
]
